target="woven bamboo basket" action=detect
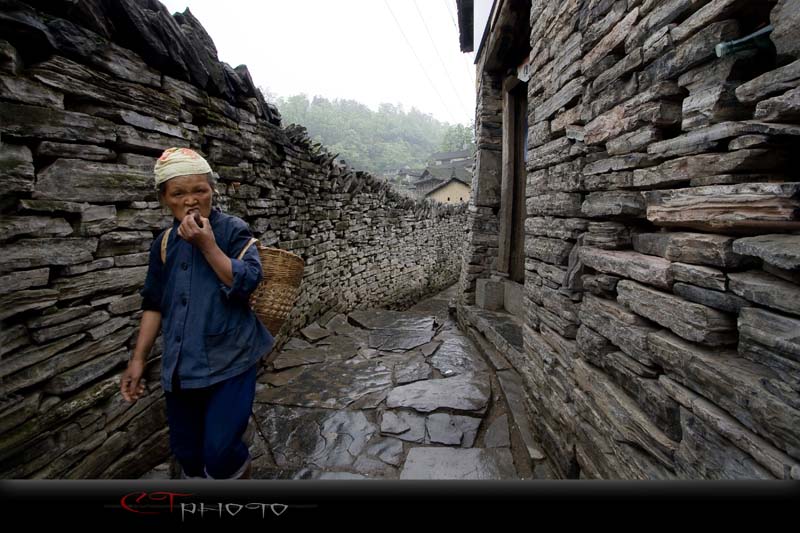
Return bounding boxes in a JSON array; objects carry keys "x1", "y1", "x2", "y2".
[{"x1": 238, "y1": 241, "x2": 304, "y2": 336}]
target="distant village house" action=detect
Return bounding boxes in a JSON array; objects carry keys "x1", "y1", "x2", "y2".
[{"x1": 393, "y1": 148, "x2": 474, "y2": 202}]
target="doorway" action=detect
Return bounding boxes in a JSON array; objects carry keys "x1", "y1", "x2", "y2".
[{"x1": 498, "y1": 76, "x2": 528, "y2": 284}]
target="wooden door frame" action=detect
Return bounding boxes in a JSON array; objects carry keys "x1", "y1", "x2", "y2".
[{"x1": 498, "y1": 75, "x2": 527, "y2": 283}]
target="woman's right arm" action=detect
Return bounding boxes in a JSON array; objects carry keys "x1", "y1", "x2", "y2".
[{"x1": 120, "y1": 310, "x2": 162, "y2": 403}]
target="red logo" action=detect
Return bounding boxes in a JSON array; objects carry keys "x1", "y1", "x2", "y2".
[{"x1": 120, "y1": 491, "x2": 194, "y2": 515}]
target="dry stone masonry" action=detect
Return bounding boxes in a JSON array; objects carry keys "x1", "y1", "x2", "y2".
[
  {"x1": 0, "y1": 0, "x2": 466, "y2": 478},
  {"x1": 459, "y1": 0, "x2": 800, "y2": 479}
]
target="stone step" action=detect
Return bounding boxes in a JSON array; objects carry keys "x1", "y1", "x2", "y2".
[
  {"x1": 496, "y1": 369, "x2": 547, "y2": 467},
  {"x1": 465, "y1": 325, "x2": 512, "y2": 371},
  {"x1": 458, "y1": 304, "x2": 548, "y2": 470},
  {"x1": 399, "y1": 447, "x2": 517, "y2": 479}
]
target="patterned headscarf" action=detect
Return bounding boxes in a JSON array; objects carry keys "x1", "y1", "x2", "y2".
[{"x1": 153, "y1": 147, "x2": 212, "y2": 190}]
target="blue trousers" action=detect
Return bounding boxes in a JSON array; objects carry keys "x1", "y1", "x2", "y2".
[{"x1": 165, "y1": 364, "x2": 257, "y2": 479}]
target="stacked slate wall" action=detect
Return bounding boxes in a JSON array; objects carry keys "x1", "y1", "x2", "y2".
[
  {"x1": 459, "y1": 71, "x2": 502, "y2": 301},
  {"x1": 0, "y1": 0, "x2": 467, "y2": 478},
  {"x1": 461, "y1": 0, "x2": 800, "y2": 479}
]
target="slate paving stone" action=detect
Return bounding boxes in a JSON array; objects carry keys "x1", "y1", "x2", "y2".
[
  {"x1": 282, "y1": 337, "x2": 313, "y2": 351},
  {"x1": 349, "y1": 309, "x2": 435, "y2": 331},
  {"x1": 425, "y1": 413, "x2": 481, "y2": 446},
  {"x1": 324, "y1": 313, "x2": 360, "y2": 336},
  {"x1": 255, "y1": 404, "x2": 377, "y2": 470},
  {"x1": 256, "y1": 358, "x2": 393, "y2": 409},
  {"x1": 379, "y1": 409, "x2": 426, "y2": 443},
  {"x1": 374, "y1": 352, "x2": 415, "y2": 367},
  {"x1": 314, "y1": 334, "x2": 363, "y2": 358},
  {"x1": 272, "y1": 338, "x2": 361, "y2": 371},
  {"x1": 399, "y1": 448, "x2": 518, "y2": 479},
  {"x1": 457, "y1": 419, "x2": 481, "y2": 448},
  {"x1": 393, "y1": 354, "x2": 433, "y2": 384},
  {"x1": 334, "y1": 328, "x2": 373, "y2": 345},
  {"x1": 484, "y1": 414, "x2": 511, "y2": 448},
  {"x1": 378, "y1": 350, "x2": 405, "y2": 358},
  {"x1": 419, "y1": 340, "x2": 442, "y2": 357},
  {"x1": 386, "y1": 372, "x2": 492, "y2": 413},
  {"x1": 380, "y1": 410, "x2": 410, "y2": 434},
  {"x1": 251, "y1": 466, "x2": 304, "y2": 480},
  {"x1": 355, "y1": 347, "x2": 380, "y2": 359},
  {"x1": 407, "y1": 300, "x2": 450, "y2": 324},
  {"x1": 430, "y1": 334, "x2": 490, "y2": 377},
  {"x1": 365, "y1": 437, "x2": 405, "y2": 467},
  {"x1": 314, "y1": 472, "x2": 368, "y2": 479},
  {"x1": 271, "y1": 346, "x2": 329, "y2": 370},
  {"x1": 347, "y1": 389, "x2": 389, "y2": 410},
  {"x1": 425, "y1": 412, "x2": 463, "y2": 445},
  {"x1": 293, "y1": 468, "x2": 368, "y2": 480},
  {"x1": 352, "y1": 455, "x2": 399, "y2": 478},
  {"x1": 368, "y1": 329, "x2": 435, "y2": 351},
  {"x1": 300, "y1": 322, "x2": 332, "y2": 342},
  {"x1": 260, "y1": 365, "x2": 307, "y2": 387}
]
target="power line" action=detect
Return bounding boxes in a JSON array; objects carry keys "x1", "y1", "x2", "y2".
[
  {"x1": 383, "y1": 0, "x2": 460, "y2": 124},
  {"x1": 412, "y1": 0, "x2": 471, "y2": 120}
]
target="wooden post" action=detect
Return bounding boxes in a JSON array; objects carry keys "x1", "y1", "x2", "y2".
[{"x1": 498, "y1": 75, "x2": 518, "y2": 276}]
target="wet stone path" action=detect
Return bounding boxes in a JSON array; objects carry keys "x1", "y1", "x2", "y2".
[{"x1": 246, "y1": 283, "x2": 527, "y2": 480}]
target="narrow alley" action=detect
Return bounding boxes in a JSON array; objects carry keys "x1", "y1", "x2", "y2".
[
  {"x1": 6, "y1": 0, "x2": 799, "y2": 488},
  {"x1": 227, "y1": 283, "x2": 554, "y2": 480}
]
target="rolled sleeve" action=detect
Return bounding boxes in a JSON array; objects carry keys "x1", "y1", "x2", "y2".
[{"x1": 219, "y1": 221, "x2": 263, "y2": 303}]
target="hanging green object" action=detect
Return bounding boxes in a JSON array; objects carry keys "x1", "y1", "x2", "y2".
[{"x1": 716, "y1": 25, "x2": 774, "y2": 58}]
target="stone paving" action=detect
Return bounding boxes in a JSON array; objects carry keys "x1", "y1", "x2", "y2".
[
  {"x1": 246, "y1": 283, "x2": 535, "y2": 480},
  {"x1": 144, "y1": 283, "x2": 548, "y2": 479}
]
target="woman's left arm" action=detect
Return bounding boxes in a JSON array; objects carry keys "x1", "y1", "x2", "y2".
[
  {"x1": 216, "y1": 234, "x2": 263, "y2": 303},
  {"x1": 182, "y1": 214, "x2": 262, "y2": 302},
  {"x1": 201, "y1": 244, "x2": 234, "y2": 288}
]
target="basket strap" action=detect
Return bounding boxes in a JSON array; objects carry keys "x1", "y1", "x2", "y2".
[
  {"x1": 237, "y1": 237, "x2": 258, "y2": 260},
  {"x1": 160, "y1": 227, "x2": 172, "y2": 264}
]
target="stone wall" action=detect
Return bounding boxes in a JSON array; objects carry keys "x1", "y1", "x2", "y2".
[
  {"x1": 459, "y1": 71, "x2": 502, "y2": 303},
  {"x1": 0, "y1": 0, "x2": 467, "y2": 478},
  {"x1": 460, "y1": 0, "x2": 800, "y2": 479}
]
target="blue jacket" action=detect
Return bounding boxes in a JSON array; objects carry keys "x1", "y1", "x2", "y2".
[{"x1": 139, "y1": 206, "x2": 273, "y2": 391}]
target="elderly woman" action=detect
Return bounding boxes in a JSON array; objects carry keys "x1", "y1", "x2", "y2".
[{"x1": 120, "y1": 147, "x2": 273, "y2": 480}]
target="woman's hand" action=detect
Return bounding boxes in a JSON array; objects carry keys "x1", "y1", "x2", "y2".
[
  {"x1": 120, "y1": 358, "x2": 146, "y2": 403},
  {"x1": 178, "y1": 212, "x2": 216, "y2": 252}
]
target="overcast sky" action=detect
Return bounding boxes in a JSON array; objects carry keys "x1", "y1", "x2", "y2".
[{"x1": 159, "y1": 0, "x2": 477, "y2": 126}]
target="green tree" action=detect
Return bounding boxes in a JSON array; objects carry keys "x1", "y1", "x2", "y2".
[
  {"x1": 275, "y1": 93, "x2": 469, "y2": 174},
  {"x1": 440, "y1": 122, "x2": 475, "y2": 152}
]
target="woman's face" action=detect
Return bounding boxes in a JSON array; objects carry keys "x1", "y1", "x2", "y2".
[{"x1": 161, "y1": 174, "x2": 213, "y2": 221}]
